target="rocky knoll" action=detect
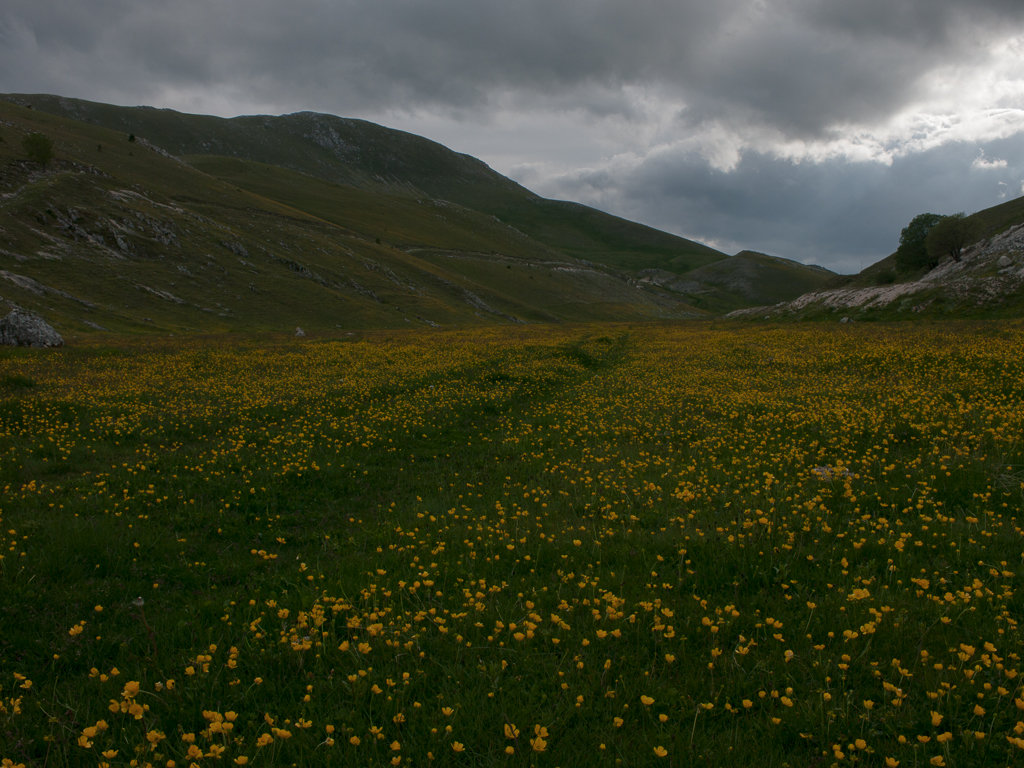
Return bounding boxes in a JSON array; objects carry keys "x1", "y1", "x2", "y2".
[{"x1": 728, "y1": 223, "x2": 1024, "y2": 319}]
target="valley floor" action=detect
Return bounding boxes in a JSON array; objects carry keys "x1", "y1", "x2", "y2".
[{"x1": 1, "y1": 321, "x2": 1023, "y2": 767}]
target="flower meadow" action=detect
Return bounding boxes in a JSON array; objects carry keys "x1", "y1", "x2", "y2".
[{"x1": 1, "y1": 321, "x2": 1023, "y2": 768}]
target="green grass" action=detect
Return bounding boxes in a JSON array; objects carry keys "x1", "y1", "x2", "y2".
[
  {"x1": 658, "y1": 251, "x2": 836, "y2": 314},
  {"x1": 1, "y1": 321, "x2": 1023, "y2": 767},
  {"x1": 0, "y1": 373, "x2": 35, "y2": 389},
  {"x1": 485, "y1": 199, "x2": 727, "y2": 275}
]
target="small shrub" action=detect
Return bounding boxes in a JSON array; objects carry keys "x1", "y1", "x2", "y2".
[
  {"x1": 895, "y1": 212, "x2": 943, "y2": 272},
  {"x1": 926, "y1": 212, "x2": 978, "y2": 263},
  {"x1": 22, "y1": 132, "x2": 54, "y2": 165}
]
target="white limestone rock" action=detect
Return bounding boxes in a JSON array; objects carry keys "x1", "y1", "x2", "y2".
[{"x1": 0, "y1": 309, "x2": 64, "y2": 347}]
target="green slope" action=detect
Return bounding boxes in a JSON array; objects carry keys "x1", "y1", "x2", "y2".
[
  {"x1": 0, "y1": 94, "x2": 530, "y2": 205},
  {"x1": 2, "y1": 93, "x2": 837, "y2": 320},
  {"x1": 181, "y1": 155, "x2": 557, "y2": 259},
  {"x1": 491, "y1": 198, "x2": 725, "y2": 274},
  {"x1": 965, "y1": 195, "x2": 1024, "y2": 240},
  {"x1": 0, "y1": 100, "x2": 702, "y2": 338},
  {"x1": 4, "y1": 93, "x2": 728, "y2": 275}
]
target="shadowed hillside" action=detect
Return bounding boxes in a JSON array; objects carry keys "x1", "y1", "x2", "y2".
[
  {"x1": 4, "y1": 94, "x2": 727, "y2": 275},
  {"x1": 0, "y1": 94, "x2": 836, "y2": 331},
  {"x1": 0, "y1": 100, "x2": 702, "y2": 337}
]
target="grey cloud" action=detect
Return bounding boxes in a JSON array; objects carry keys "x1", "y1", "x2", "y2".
[
  {"x1": 3, "y1": 0, "x2": 1022, "y2": 138},
  {"x1": 535, "y1": 136, "x2": 1024, "y2": 272},
  {"x1": 805, "y1": 0, "x2": 1024, "y2": 41}
]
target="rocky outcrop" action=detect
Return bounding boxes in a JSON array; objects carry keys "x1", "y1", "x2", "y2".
[
  {"x1": 0, "y1": 270, "x2": 95, "y2": 307},
  {"x1": 728, "y1": 223, "x2": 1024, "y2": 319},
  {"x1": 635, "y1": 269, "x2": 708, "y2": 296},
  {"x1": 0, "y1": 309, "x2": 64, "y2": 347}
]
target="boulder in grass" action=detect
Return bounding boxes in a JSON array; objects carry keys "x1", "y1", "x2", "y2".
[{"x1": 0, "y1": 309, "x2": 64, "y2": 347}]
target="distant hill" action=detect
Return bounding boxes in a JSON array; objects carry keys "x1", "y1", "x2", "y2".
[{"x1": 636, "y1": 250, "x2": 834, "y2": 314}]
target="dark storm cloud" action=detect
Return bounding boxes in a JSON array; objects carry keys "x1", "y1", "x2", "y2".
[
  {"x1": 2, "y1": 0, "x2": 1023, "y2": 272},
  {"x1": 3, "y1": 0, "x2": 1022, "y2": 136}
]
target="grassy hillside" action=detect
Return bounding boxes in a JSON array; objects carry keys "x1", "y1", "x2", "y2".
[
  {"x1": 0, "y1": 94, "x2": 528, "y2": 206},
  {"x1": 492, "y1": 198, "x2": 725, "y2": 274},
  {"x1": 1, "y1": 93, "x2": 838, "y2": 322},
  {"x1": 0, "y1": 99, "x2": 701, "y2": 337},
  {"x1": 966, "y1": 194, "x2": 1024, "y2": 240},
  {"x1": 686, "y1": 251, "x2": 834, "y2": 308},
  {"x1": 3, "y1": 94, "x2": 729, "y2": 276},
  {"x1": 182, "y1": 156, "x2": 556, "y2": 259}
]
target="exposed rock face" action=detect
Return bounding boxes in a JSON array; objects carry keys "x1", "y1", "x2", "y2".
[{"x1": 0, "y1": 309, "x2": 64, "y2": 347}]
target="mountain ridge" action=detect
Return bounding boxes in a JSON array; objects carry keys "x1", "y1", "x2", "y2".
[
  {"x1": 3, "y1": 93, "x2": 719, "y2": 265},
  {"x1": 0, "y1": 97, "x2": 703, "y2": 335},
  {"x1": 0, "y1": 93, "x2": 835, "y2": 334}
]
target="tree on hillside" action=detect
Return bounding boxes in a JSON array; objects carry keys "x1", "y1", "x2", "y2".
[
  {"x1": 926, "y1": 212, "x2": 977, "y2": 263},
  {"x1": 894, "y1": 212, "x2": 944, "y2": 273},
  {"x1": 22, "y1": 132, "x2": 54, "y2": 166}
]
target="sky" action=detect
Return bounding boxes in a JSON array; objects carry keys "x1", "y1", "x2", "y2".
[{"x1": 3, "y1": 0, "x2": 1024, "y2": 272}]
